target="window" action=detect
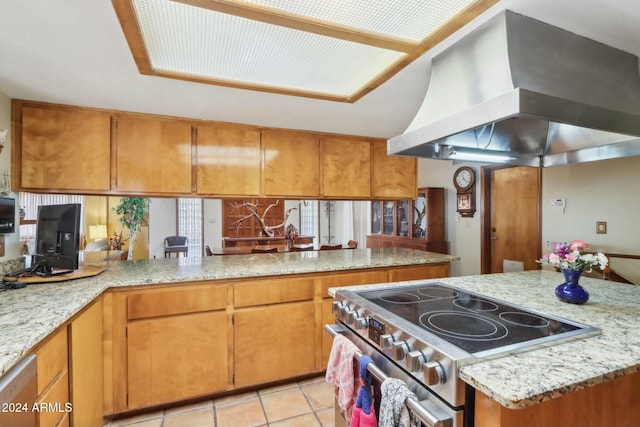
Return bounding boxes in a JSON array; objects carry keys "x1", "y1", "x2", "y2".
[
  {"x1": 299, "y1": 200, "x2": 318, "y2": 243},
  {"x1": 177, "y1": 198, "x2": 203, "y2": 257},
  {"x1": 19, "y1": 192, "x2": 84, "y2": 240}
]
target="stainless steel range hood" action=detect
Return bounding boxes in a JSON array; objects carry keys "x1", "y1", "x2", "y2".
[{"x1": 388, "y1": 10, "x2": 640, "y2": 167}]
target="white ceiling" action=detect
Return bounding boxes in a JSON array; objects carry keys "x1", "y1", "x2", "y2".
[{"x1": 1, "y1": 0, "x2": 640, "y2": 139}]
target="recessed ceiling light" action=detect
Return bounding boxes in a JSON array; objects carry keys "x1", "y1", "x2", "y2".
[{"x1": 113, "y1": 0, "x2": 498, "y2": 102}]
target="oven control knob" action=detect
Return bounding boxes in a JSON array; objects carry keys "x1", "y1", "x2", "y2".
[
  {"x1": 391, "y1": 341, "x2": 410, "y2": 361},
  {"x1": 355, "y1": 316, "x2": 368, "y2": 330},
  {"x1": 424, "y1": 360, "x2": 446, "y2": 385},
  {"x1": 331, "y1": 301, "x2": 343, "y2": 316},
  {"x1": 339, "y1": 306, "x2": 352, "y2": 322},
  {"x1": 406, "y1": 350, "x2": 426, "y2": 372},
  {"x1": 346, "y1": 309, "x2": 358, "y2": 325},
  {"x1": 379, "y1": 334, "x2": 394, "y2": 350}
]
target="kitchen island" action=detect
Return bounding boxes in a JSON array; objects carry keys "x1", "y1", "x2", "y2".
[
  {"x1": 0, "y1": 248, "x2": 455, "y2": 421},
  {"x1": 329, "y1": 270, "x2": 640, "y2": 426}
]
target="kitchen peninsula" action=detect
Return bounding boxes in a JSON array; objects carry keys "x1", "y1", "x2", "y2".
[
  {"x1": 3, "y1": 252, "x2": 639, "y2": 426},
  {"x1": 0, "y1": 248, "x2": 455, "y2": 422},
  {"x1": 329, "y1": 271, "x2": 640, "y2": 426}
]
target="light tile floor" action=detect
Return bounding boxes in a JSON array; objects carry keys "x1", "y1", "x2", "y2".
[{"x1": 105, "y1": 376, "x2": 335, "y2": 427}]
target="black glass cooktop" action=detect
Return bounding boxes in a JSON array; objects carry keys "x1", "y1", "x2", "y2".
[{"x1": 355, "y1": 283, "x2": 589, "y2": 355}]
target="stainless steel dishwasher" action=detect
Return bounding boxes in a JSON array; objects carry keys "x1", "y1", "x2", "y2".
[{"x1": 0, "y1": 354, "x2": 38, "y2": 427}]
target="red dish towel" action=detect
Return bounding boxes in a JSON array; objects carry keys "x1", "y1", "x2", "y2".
[{"x1": 325, "y1": 334, "x2": 360, "y2": 416}]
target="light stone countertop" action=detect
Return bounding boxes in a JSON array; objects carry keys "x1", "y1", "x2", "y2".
[
  {"x1": 0, "y1": 248, "x2": 456, "y2": 377},
  {"x1": 328, "y1": 270, "x2": 640, "y2": 409}
]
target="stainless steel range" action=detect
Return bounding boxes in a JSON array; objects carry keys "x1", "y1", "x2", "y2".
[{"x1": 327, "y1": 282, "x2": 600, "y2": 427}]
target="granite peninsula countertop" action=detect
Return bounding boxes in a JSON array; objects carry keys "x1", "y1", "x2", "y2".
[
  {"x1": 0, "y1": 248, "x2": 456, "y2": 377},
  {"x1": 328, "y1": 270, "x2": 640, "y2": 409}
]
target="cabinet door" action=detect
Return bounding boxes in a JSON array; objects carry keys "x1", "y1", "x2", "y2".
[
  {"x1": 234, "y1": 301, "x2": 316, "y2": 387},
  {"x1": 321, "y1": 137, "x2": 370, "y2": 198},
  {"x1": 127, "y1": 311, "x2": 228, "y2": 409},
  {"x1": 33, "y1": 328, "x2": 68, "y2": 427},
  {"x1": 371, "y1": 140, "x2": 417, "y2": 199},
  {"x1": 69, "y1": 298, "x2": 103, "y2": 427},
  {"x1": 196, "y1": 124, "x2": 261, "y2": 196},
  {"x1": 263, "y1": 130, "x2": 319, "y2": 197},
  {"x1": 115, "y1": 115, "x2": 192, "y2": 194},
  {"x1": 20, "y1": 105, "x2": 111, "y2": 191}
]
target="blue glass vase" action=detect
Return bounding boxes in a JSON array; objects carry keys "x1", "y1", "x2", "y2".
[{"x1": 555, "y1": 269, "x2": 589, "y2": 304}]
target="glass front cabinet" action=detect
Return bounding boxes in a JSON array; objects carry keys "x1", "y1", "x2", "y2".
[{"x1": 367, "y1": 187, "x2": 447, "y2": 253}]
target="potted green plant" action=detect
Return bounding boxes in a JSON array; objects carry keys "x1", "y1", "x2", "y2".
[{"x1": 113, "y1": 197, "x2": 149, "y2": 260}]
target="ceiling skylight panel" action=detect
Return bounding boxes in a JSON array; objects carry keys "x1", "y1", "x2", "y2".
[
  {"x1": 133, "y1": 0, "x2": 406, "y2": 95},
  {"x1": 240, "y1": 0, "x2": 481, "y2": 42}
]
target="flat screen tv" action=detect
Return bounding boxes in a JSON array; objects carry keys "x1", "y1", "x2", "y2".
[
  {"x1": 32, "y1": 203, "x2": 81, "y2": 274},
  {"x1": 0, "y1": 197, "x2": 16, "y2": 234}
]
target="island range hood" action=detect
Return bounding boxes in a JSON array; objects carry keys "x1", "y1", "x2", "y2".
[{"x1": 388, "y1": 10, "x2": 640, "y2": 167}]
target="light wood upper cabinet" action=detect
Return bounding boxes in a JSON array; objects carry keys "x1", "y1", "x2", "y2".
[
  {"x1": 371, "y1": 139, "x2": 417, "y2": 199},
  {"x1": 263, "y1": 129, "x2": 319, "y2": 197},
  {"x1": 19, "y1": 104, "x2": 111, "y2": 191},
  {"x1": 196, "y1": 124, "x2": 262, "y2": 196},
  {"x1": 115, "y1": 115, "x2": 192, "y2": 194},
  {"x1": 321, "y1": 137, "x2": 371, "y2": 198}
]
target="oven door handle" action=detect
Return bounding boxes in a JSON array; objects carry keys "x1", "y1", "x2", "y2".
[{"x1": 325, "y1": 324, "x2": 452, "y2": 427}]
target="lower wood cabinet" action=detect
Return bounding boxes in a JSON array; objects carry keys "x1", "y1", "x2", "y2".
[
  {"x1": 234, "y1": 302, "x2": 317, "y2": 387},
  {"x1": 69, "y1": 298, "x2": 104, "y2": 427},
  {"x1": 127, "y1": 310, "x2": 228, "y2": 409},
  {"x1": 34, "y1": 328, "x2": 69, "y2": 427},
  {"x1": 475, "y1": 371, "x2": 640, "y2": 427},
  {"x1": 104, "y1": 264, "x2": 451, "y2": 415}
]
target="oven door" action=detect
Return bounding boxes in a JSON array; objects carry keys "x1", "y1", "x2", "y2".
[{"x1": 325, "y1": 323, "x2": 463, "y2": 427}]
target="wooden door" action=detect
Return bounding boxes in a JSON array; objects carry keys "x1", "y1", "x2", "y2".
[
  {"x1": 321, "y1": 137, "x2": 370, "y2": 198},
  {"x1": 234, "y1": 301, "x2": 317, "y2": 387},
  {"x1": 484, "y1": 166, "x2": 541, "y2": 273},
  {"x1": 196, "y1": 124, "x2": 261, "y2": 196},
  {"x1": 20, "y1": 105, "x2": 111, "y2": 191},
  {"x1": 115, "y1": 115, "x2": 192, "y2": 194},
  {"x1": 263, "y1": 129, "x2": 319, "y2": 197},
  {"x1": 127, "y1": 311, "x2": 228, "y2": 409}
]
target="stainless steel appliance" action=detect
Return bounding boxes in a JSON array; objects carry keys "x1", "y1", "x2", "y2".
[
  {"x1": 0, "y1": 354, "x2": 37, "y2": 427},
  {"x1": 388, "y1": 10, "x2": 640, "y2": 167},
  {"x1": 327, "y1": 282, "x2": 600, "y2": 427}
]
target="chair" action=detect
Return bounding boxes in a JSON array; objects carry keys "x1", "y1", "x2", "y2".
[
  {"x1": 320, "y1": 244, "x2": 343, "y2": 250},
  {"x1": 291, "y1": 245, "x2": 313, "y2": 252},
  {"x1": 205, "y1": 245, "x2": 213, "y2": 256},
  {"x1": 164, "y1": 236, "x2": 189, "y2": 258},
  {"x1": 251, "y1": 247, "x2": 278, "y2": 253},
  {"x1": 347, "y1": 240, "x2": 358, "y2": 249}
]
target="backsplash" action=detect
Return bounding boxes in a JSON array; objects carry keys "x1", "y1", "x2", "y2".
[{"x1": 0, "y1": 258, "x2": 24, "y2": 276}]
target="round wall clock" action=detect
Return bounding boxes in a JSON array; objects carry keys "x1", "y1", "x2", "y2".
[
  {"x1": 453, "y1": 166, "x2": 475, "y2": 192},
  {"x1": 453, "y1": 166, "x2": 476, "y2": 217}
]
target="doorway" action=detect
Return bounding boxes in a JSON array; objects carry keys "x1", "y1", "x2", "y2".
[{"x1": 480, "y1": 166, "x2": 542, "y2": 274}]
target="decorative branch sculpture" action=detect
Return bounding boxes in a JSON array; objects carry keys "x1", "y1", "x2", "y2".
[
  {"x1": 231, "y1": 200, "x2": 297, "y2": 237},
  {"x1": 412, "y1": 204, "x2": 426, "y2": 238}
]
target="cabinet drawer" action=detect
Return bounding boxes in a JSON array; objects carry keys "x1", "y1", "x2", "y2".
[
  {"x1": 35, "y1": 328, "x2": 68, "y2": 396},
  {"x1": 387, "y1": 264, "x2": 449, "y2": 282},
  {"x1": 127, "y1": 284, "x2": 228, "y2": 320},
  {"x1": 234, "y1": 277, "x2": 314, "y2": 307},
  {"x1": 319, "y1": 270, "x2": 388, "y2": 297},
  {"x1": 37, "y1": 370, "x2": 69, "y2": 427}
]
